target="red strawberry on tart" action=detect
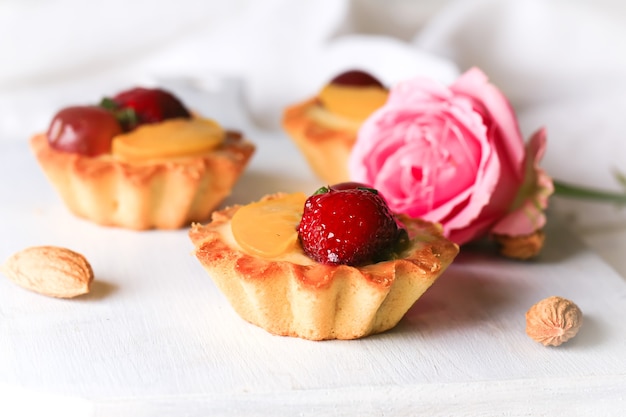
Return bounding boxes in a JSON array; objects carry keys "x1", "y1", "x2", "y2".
[
  {"x1": 189, "y1": 183, "x2": 458, "y2": 340},
  {"x1": 107, "y1": 87, "x2": 192, "y2": 131},
  {"x1": 31, "y1": 87, "x2": 255, "y2": 230}
]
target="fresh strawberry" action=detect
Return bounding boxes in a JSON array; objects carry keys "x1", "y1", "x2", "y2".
[
  {"x1": 330, "y1": 70, "x2": 384, "y2": 88},
  {"x1": 298, "y1": 185, "x2": 407, "y2": 266},
  {"x1": 102, "y1": 87, "x2": 191, "y2": 131},
  {"x1": 329, "y1": 181, "x2": 371, "y2": 191}
]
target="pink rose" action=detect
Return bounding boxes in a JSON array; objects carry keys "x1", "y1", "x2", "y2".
[{"x1": 348, "y1": 67, "x2": 553, "y2": 245}]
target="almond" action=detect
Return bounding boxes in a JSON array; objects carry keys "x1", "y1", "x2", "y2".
[{"x1": 1, "y1": 245, "x2": 93, "y2": 298}]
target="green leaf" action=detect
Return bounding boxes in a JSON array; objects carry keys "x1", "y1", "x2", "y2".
[
  {"x1": 357, "y1": 186, "x2": 378, "y2": 195},
  {"x1": 313, "y1": 186, "x2": 330, "y2": 195},
  {"x1": 115, "y1": 107, "x2": 138, "y2": 129},
  {"x1": 99, "y1": 97, "x2": 138, "y2": 130},
  {"x1": 99, "y1": 97, "x2": 118, "y2": 111}
]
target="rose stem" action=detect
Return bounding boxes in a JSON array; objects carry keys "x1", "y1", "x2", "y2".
[{"x1": 553, "y1": 180, "x2": 626, "y2": 204}]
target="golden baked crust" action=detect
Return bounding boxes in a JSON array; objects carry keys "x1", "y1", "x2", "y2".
[
  {"x1": 31, "y1": 131, "x2": 255, "y2": 230},
  {"x1": 189, "y1": 196, "x2": 459, "y2": 340},
  {"x1": 282, "y1": 98, "x2": 356, "y2": 185}
]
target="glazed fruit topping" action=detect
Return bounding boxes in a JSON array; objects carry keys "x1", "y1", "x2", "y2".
[
  {"x1": 111, "y1": 118, "x2": 225, "y2": 162},
  {"x1": 330, "y1": 69, "x2": 384, "y2": 88},
  {"x1": 45, "y1": 87, "x2": 204, "y2": 158},
  {"x1": 231, "y1": 193, "x2": 308, "y2": 258},
  {"x1": 329, "y1": 181, "x2": 372, "y2": 191},
  {"x1": 319, "y1": 70, "x2": 388, "y2": 121},
  {"x1": 46, "y1": 106, "x2": 122, "y2": 157},
  {"x1": 298, "y1": 185, "x2": 407, "y2": 266},
  {"x1": 105, "y1": 87, "x2": 191, "y2": 131}
]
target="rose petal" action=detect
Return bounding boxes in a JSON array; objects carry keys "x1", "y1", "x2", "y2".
[
  {"x1": 491, "y1": 128, "x2": 554, "y2": 236},
  {"x1": 451, "y1": 67, "x2": 525, "y2": 182}
]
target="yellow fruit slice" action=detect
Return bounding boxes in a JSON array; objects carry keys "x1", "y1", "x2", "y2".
[
  {"x1": 112, "y1": 118, "x2": 225, "y2": 162},
  {"x1": 231, "y1": 193, "x2": 307, "y2": 258},
  {"x1": 318, "y1": 84, "x2": 388, "y2": 121}
]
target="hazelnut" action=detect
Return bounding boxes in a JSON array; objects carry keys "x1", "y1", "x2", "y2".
[
  {"x1": 494, "y1": 230, "x2": 545, "y2": 260},
  {"x1": 525, "y1": 296, "x2": 582, "y2": 346}
]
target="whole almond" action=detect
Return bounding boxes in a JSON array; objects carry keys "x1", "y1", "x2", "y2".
[{"x1": 1, "y1": 245, "x2": 93, "y2": 298}]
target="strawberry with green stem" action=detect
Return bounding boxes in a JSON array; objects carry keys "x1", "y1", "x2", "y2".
[
  {"x1": 101, "y1": 87, "x2": 191, "y2": 131},
  {"x1": 298, "y1": 183, "x2": 408, "y2": 266}
]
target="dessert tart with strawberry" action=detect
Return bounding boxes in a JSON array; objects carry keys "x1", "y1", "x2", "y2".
[
  {"x1": 189, "y1": 183, "x2": 458, "y2": 340},
  {"x1": 282, "y1": 70, "x2": 388, "y2": 184},
  {"x1": 31, "y1": 87, "x2": 255, "y2": 230}
]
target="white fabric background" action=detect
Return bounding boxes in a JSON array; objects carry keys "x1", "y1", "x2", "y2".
[{"x1": 2, "y1": 0, "x2": 626, "y2": 270}]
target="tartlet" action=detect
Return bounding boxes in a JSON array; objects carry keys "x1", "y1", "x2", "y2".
[
  {"x1": 189, "y1": 192, "x2": 458, "y2": 340},
  {"x1": 31, "y1": 129, "x2": 254, "y2": 230},
  {"x1": 30, "y1": 88, "x2": 255, "y2": 230},
  {"x1": 282, "y1": 70, "x2": 388, "y2": 184}
]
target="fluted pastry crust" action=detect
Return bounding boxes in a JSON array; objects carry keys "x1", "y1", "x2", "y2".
[
  {"x1": 189, "y1": 196, "x2": 458, "y2": 340},
  {"x1": 31, "y1": 131, "x2": 255, "y2": 230},
  {"x1": 282, "y1": 98, "x2": 357, "y2": 185}
]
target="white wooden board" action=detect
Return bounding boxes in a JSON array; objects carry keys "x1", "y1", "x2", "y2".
[{"x1": 1, "y1": 84, "x2": 626, "y2": 416}]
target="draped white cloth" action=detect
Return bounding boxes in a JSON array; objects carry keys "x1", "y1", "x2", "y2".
[{"x1": 2, "y1": 0, "x2": 626, "y2": 268}]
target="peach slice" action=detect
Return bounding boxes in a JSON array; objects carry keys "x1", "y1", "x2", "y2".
[
  {"x1": 318, "y1": 85, "x2": 388, "y2": 121},
  {"x1": 231, "y1": 193, "x2": 307, "y2": 258},
  {"x1": 112, "y1": 118, "x2": 225, "y2": 162}
]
